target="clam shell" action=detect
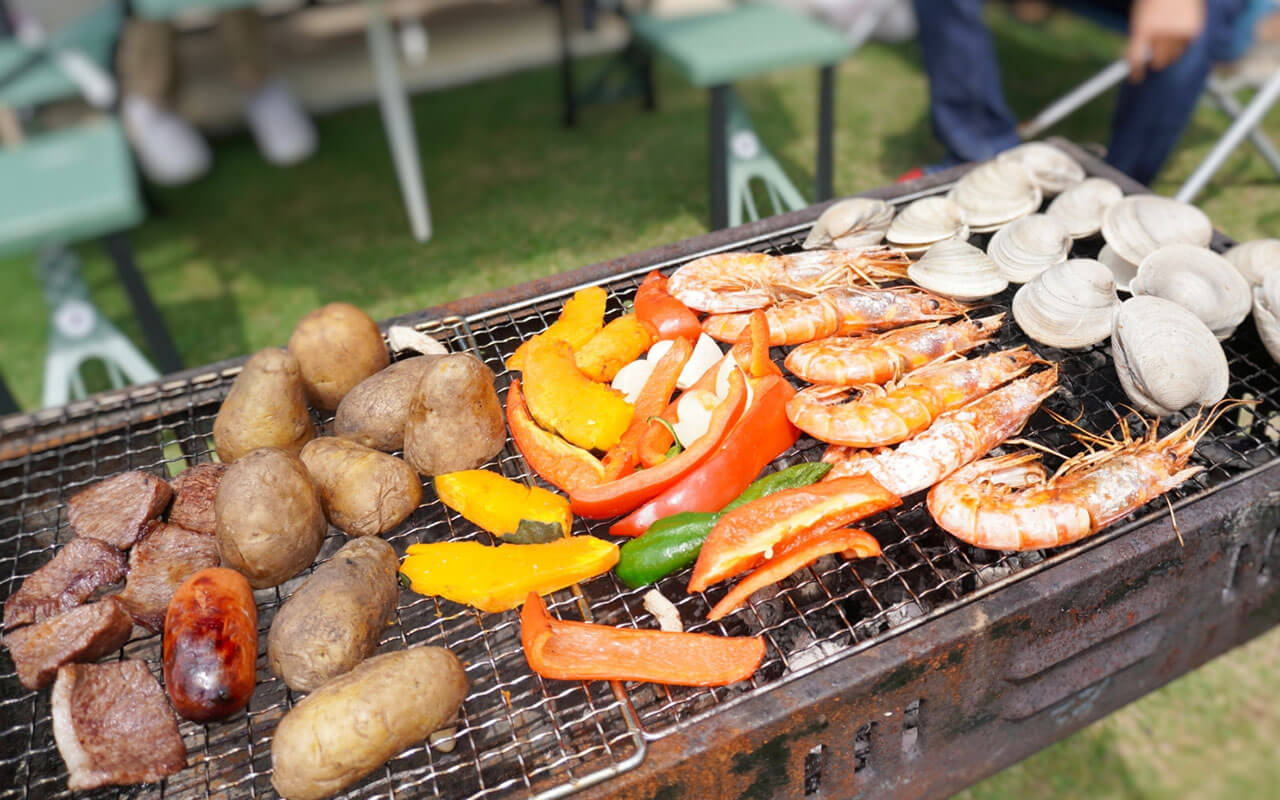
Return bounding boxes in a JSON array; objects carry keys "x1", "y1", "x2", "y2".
[
  {"x1": 804, "y1": 198, "x2": 895, "y2": 250},
  {"x1": 1111, "y1": 295, "x2": 1229, "y2": 416},
  {"x1": 1098, "y1": 244, "x2": 1138, "y2": 293},
  {"x1": 1011, "y1": 259, "x2": 1119, "y2": 349},
  {"x1": 907, "y1": 238, "x2": 1009, "y2": 301},
  {"x1": 1223, "y1": 238, "x2": 1280, "y2": 286},
  {"x1": 986, "y1": 213, "x2": 1072, "y2": 283},
  {"x1": 947, "y1": 160, "x2": 1042, "y2": 232},
  {"x1": 1254, "y1": 270, "x2": 1280, "y2": 364},
  {"x1": 1101, "y1": 195, "x2": 1213, "y2": 266},
  {"x1": 885, "y1": 196, "x2": 970, "y2": 254},
  {"x1": 997, "y1": 142, "x2": 1086, "y2": 196},
  {"x1": 1129, "y1": 244, "x2": 1252, "y2": 340},
  {"x1": 1046, "y1": 177, "x2": 1123, "y2": 238}
]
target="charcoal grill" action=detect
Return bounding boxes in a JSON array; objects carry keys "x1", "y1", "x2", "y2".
[{"x1": 2, "y1": 139, "x2": 1279, "y2": 800}]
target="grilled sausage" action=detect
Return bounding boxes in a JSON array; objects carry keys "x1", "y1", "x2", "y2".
[{"x1": 163, "y1": 567, "x2": 258, "y2": 722}]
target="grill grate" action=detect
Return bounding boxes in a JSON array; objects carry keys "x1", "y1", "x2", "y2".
[{"x1": 3, "y1": 178, "x2": 1280, "y2": 800}]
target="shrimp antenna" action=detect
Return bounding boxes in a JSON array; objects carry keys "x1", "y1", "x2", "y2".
[
  {"x1": 1006, "y1": 437, "x2": 1072, "y2": 462},
  {"x1": 1191, "y1": 397, "x2": 1257, "y2": 441},
  {"x1": 1164, "y1": 493, "x2": 1184, "y2": 548}
]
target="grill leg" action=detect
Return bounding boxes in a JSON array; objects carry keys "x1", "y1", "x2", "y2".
[
  {"x1": 557, "y1": 0, "x2": 577, "y2": 127},
  {"x1": 1176, "y1": 66, "x2": 1280, "y2": 203},
  {"x1": 709, "y1": 84, "x2": 729, "y2": 230},
  {"x1": 0, "y1": 370, "x2": 17, "y2": 415},
  {"x1": 816, "y1": 65, "x2": 834, "y2": 203},
  {"x1": 101, "y1": 233, "x2": 183, "y2": 375}
]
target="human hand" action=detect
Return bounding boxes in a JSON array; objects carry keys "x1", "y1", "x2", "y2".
[{"x1": 1126, "y1": 0, "x2": 1207, "y2": 82}]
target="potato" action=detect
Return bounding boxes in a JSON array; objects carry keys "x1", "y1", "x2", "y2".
[
  {"x1": 332, "y1": 356, "x2": 441, "y2": 452},
  {"x1": 270, "y1": 648, "x2": 468, "y2": 800},
  {"x1": 299, "y1": 438, "x2": 421, "y2": 537},
  {"x1": 213, "y1": 348, "x2": 315, "y2": 463},
  {"x1": 403, "y1": 353, "x2": 506, "y2": 476},
  {"x1": 288, "y1": 303, "x2": 390, "y2": 411},
  {"x1": 215, "y1": 448, "x2": 326, "y2": 589},
  {"x1": 267, "y1": 537, "x2": 399, "y2": 692}
]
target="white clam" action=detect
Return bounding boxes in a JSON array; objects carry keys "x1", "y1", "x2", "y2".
[
  {"x1": 1046, "y1": 177, "x2": 1123, "y2": 238},
  {"x1": 986, "y1": 213, "x2": 1072, "y2": 283},
  {"x1": 1129, "y1": 244, "x2": 1252, "y2": 340},
  {"x1": 1111, "y1": 295, "x2": 1229, "y2": 416},
  {"x1": 884, "y1": 196, "x2": 970, "y2": 255},
  {"x1": 907, "y1": 238, "x2": 1008, "y2": 301},
  {"x1": 997, "y1": 142, "x2": 1086, "y2": 196},
  {"x1": 946, "y1": 160, "x2": 1042, "y2": 232},
  {"x1": 1223, "y1": 238, "x2": 1280, "y2": 286},
  {"x1": 1097, "y1": 244, "x2": 1139, "y2": 293},
  {"x1": 1254, "y1": 270, "x2": 1280, "y2": 364},
  {"x1": 1011, "y1": 259, "x2": 1119, "y2": 349},
  {"x1": 804, "y1": 198, "x2": 895, "y2": 250},
  {"x1": 1101, "y1": 195, "x2": 1213, "y2": 266}
]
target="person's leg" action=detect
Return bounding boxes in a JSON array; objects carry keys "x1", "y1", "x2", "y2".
[
  {"x1": 117, "y1": 18, "x2": 178, "y2": 109},
  {"x1": 912, "y1": 0, "x2": 1021, "y2": 164}
]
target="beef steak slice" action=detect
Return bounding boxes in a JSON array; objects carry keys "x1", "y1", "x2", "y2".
[
  {"x1": 167, "y1": 463, "x2": 226, "y2": 536},
  {"x1": 3, "y1": 598, "x2": 134, "y2": 690},
  {"x1": 3, "y1": 537, "x2": 127, "y2": 629},
  {"x1": 68, "y1": 471, "x2": 173, "y2": 550},
  {"x1": 115, "y1": 522, "x2": 220, "y2": 632},
  {"x1": 51, "y1": 660, "x2": 187, "y2": 790}
]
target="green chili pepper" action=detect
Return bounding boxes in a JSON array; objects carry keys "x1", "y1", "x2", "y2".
[
  {"x1": 615, "y1": 461, "x2": 833, "y2": 588},
  {"x1": 501, "y1": 519, "x2": 565, "y2": 544}
]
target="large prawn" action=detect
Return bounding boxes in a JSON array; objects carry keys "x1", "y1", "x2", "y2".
[
  {"x1": 702, "y1": 285, "x2": 967, "y2": 346},
  {"x1": 785, "y1": 313, "x2": 1006, "y2": 386},
  {"x1": 927, "y1": 404, "x2": 1235, "y2": 551},
  {"x1": 667, "y1": 246, "x2": 912, "y2": 314},
  {"x1": 823, "y1": 367, "x2": 1058, "y2": 496},
  {"x1": 786, "y1": 347, "x2": 1043, "y2": 447}
]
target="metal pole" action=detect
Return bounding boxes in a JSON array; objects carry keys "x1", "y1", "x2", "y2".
[
  {"x1": 1177, "y1": 66, "x2": 1280, "y2": 203},
  {"x1": 1017, "y1": 58, "x2": 1130, "y2": 139},
  {"x1": 709, "y1": 84, "x2": 729, "y2": 230},
  {"x1": 816, "y1": 65, "x2": 834, "y2": 202},
  {"x1": 1203, "y1": 77, "x2": 1280, "y2": 181}
]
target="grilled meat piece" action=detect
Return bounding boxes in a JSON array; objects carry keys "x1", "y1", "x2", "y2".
[
  {"x1": 3, "y1": 598, "x2": 134, "y2": 690},
  {"x1": 168, "y1": 463, "x2": 226, "y2": 536},
  {"x1": 3, "y1": 537, "x2": 127, "y2": 630},
  {"x1": 51, "y1": 660, "x2": 187, "y2": 790},
  {"x1": 67, "y1": 471, "x2": 172, "y2": 550},
  {"x1": 115, "y1": 522, "x2": 221, "y2": 632}
]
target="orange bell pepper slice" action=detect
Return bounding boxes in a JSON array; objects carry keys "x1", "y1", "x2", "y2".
[
  {"x1": 730, "y1": 310, "x2": 781, "y2": 380},
  {"x1": 601, "y1": 336, "x2": 692, "y2": 481},
  {"x1": 689, "y1": 476, "x2": 899, "y2": 593},
  {"x1": 634, "y1": 271, "x2": 702, "y2": 343},
  {"x1": 520, "y1": 592, "x2": 764, "y2": 686},
  {"x1": 507, "y1": 379, "x2": 606, "y2": 493},
  {"x1": 707, "y1": 527, "x2": 881, "y2": 621}
]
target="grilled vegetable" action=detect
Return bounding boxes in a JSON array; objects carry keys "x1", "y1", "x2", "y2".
[
  {"x1": 506, "y1": 286, "x2": 607, "y2": 372},
  {"x1": 434, "y1": 470, "x2": 572, "y2": 539},
  {"x1": 334, "y1": 356, "x2": 442, "y2": 452},
  {"x1": 163, "y1": 567, "x2": 257, "y2": 722},
  {"x1": 600, "y1": 336, "x2": 692, "y2": 481},
  {"x1": 300, "y1": 437, "x2": 422, "y2": 537},
  {"x1": 575, "y1": 314, "x2": 655, "y2": 382},
  {"x1": 403, "y1": 353, "x2": 506, "y2": 477},
  {"x1": 507, "y1": 379, "x2": 606, "y2": 492},
  {"x1": 287, "y1": 302, "x2": 390, "y2": 411},
  {"x1": 212, "y1": 348, "x2": 315, "y2": 463},
  {"x1": 634, "y1": 271, "x2": 701, "y2": 342},
  {"x1": 522, "y1": 338, "x2": 634, "y2": 452},
  {"x1": 502, "y1": 519, "x2": 564, "y2": 544}
]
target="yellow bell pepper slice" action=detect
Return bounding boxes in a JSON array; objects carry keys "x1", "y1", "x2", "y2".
[
  {"x1": 435, "y1": 469, "x2": 573, "y2": 538},
  {"x1": 506, "y1": 286, "x2": 607, "y2": 372},
  {"x1": 400, "y1": 537, "x2": 619, "y2": 613}
]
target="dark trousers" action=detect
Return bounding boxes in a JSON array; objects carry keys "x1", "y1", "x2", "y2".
[{"x1": 911, "y1": 0, "x2": 1243, "y2": 184}]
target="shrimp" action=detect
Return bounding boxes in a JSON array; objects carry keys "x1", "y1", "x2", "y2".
[
  {"x1": 926, "y1": 405, "x2": 1234, "y2": 551},
  {"x1": 822, "y1": 367, "x2": 1058, "y2": 496},
  {"x1": 667, "y1": 246, "x2": 912, "y2": 314},
  {"x1": 785, "y1": 313, "x2": 1006, "y2": 386},
  {"x1": 702, "y1": 285, "x2": 966, "y2": 345},
  {"x1": 785, "y1": 347, "x2": 1043, "y2": 447}
]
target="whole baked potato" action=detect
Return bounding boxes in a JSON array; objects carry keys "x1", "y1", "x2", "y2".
[
  {"x1": 403, "y1": 353, "x2": 505, "y2": 476},
  {"x1": 332, "y1": 356, "x2": 441, "y2": 452},
  {"x1": 212, "y1": 348, "x2": 315, "y2": 463},
  {"x1": 267, "y1": 536, "x2": 399, "y2": 692},
  {"x1": 299, "y1": 437, "x2": 421, "y2": 537},
  {"x1": 214, "y1": 448, "x2": 326, "y2": 589},
  {"x1": 288, "y1": 303, "x2": 390, "y2": 411}
]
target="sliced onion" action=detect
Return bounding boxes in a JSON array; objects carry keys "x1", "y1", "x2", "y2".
[{"x1": 610, "y1": 358, "x2": 655, "y2": 404}]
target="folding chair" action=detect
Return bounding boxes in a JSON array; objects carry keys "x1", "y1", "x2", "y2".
[{"x1": 1017, "y1": 0, "x2": 1280, "y2": 201}]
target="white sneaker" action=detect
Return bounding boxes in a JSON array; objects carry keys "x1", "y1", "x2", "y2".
[
  {"x1": 122, "y1": 95, "x2": 212, "y2": 186},
  {"x1": 244, "y1": 80, "x2": 317, "y2": 166}
]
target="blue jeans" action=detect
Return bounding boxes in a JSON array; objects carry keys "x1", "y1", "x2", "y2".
[{"x1": 911, "y1": 0, "x2": 1243, "y2": 184}]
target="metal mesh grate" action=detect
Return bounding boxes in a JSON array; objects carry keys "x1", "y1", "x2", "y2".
[{"x1": 3, "y1": 175, "x2": 1280, "y2": 799}]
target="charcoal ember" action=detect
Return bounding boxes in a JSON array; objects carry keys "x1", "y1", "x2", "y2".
[
  {"x1": 68, "y1": 471, "x2": 173, "y2": 550},
  {"x1": 3, "y1": 537, "x2": 127, "y2": 629},
  {"x1": 785, "y1": 631, "x2": 849, "y2": 672},
  {"x1": 115, "y1": 522, "x2": 220, "y2": 632},
  {"x1": 167, "y1": 463, "x2": 226, "y2": 536},
  {"x1": 3, "y1": 598, "x2": 134, "y2": 690},
  {"x1": 51, "y1": 660, "x2": 187, "y2": 790}
]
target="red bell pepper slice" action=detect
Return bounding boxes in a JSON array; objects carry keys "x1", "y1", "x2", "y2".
[
  {"x1": 521, "y1": 592, "x2": 764, "y2": 686},
  {"x1": 707, "y1": 527, "x2": 881, "y2": 621},
  {"x1": 507, "y1": 379, "x2": 606, "y2": 493},
  {"x1": 636, "y1": 353, "x2": 730, "y2": 467},
  {"x1": 609, "y1": 375, "x2": 799, "y2": 537},
  {"x1": 601, "y1": 337, "x2": 692, "y2": 481},
  {"x1": 635, "y1": 271, "x2": 702, "y2": 342},
  {"x1": 689, "y1": 476, "x2": 899, "y2": 593},
  {"x1": 570, "y1": 370, "x2": 748, "y2": 519}
]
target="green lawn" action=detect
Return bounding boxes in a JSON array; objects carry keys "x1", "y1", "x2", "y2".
[{"x1": 3, "y1": 7, "x2": 1279, "y2": 796}]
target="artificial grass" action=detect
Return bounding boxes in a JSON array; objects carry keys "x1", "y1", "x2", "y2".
[{"x1": 1, "y1": 7, "x2": 1279, "y2": 796}]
